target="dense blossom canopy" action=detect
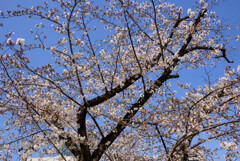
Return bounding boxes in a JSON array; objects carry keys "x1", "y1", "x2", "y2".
[{"x1": 0, "y1": 0, "x2": 239, "y2": 160}]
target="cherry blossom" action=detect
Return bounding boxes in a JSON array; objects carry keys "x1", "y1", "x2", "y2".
[
  {"x1": 16, "y1": 38, "x2": 25, "y2": 46},
  {"x1": 0, "y1": 0, "x2": 239, "y2": 161},
  {"x1": 6, "y1": 38, "x2": 14, "y2": 46}
]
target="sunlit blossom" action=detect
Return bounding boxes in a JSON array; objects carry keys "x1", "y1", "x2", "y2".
[
  {"x1": 6, "y1": 38, "x2": 14, "y2": 46},
  {"x1": 16, "y1": 38, "x2": 25, "y2": 46}
]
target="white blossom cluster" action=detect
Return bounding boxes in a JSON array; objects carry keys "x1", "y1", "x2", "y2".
[
  {"x1": 6, "y1": 37, "x2": 25, "y2": 46},
  {"x1": 221, "y1": 141, "x2": 238, "y2": 151},
  {"x1": 16, "y1": 38, "x2": 25, "y2": 46},
  {"x1": 0, "y1": 0, "x2": 240, "y2": 161}
]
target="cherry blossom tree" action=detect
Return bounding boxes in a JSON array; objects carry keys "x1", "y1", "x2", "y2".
[{"x1": 0, "y1": 0, "x2": 239, "y2": 160}]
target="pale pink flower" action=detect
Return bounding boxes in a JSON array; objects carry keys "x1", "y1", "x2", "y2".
[{"x1": 16, "y1": 38, "x2": 25, "y2": 46}]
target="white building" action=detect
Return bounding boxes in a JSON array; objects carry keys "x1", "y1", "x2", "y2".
[{"x1": 27, "y1": 155, "x2": 76, "y2": 161}]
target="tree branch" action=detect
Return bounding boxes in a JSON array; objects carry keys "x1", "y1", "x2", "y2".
[
  {"x1": 185, "y1": 46, "x2": 233, "y2": 63},
  {"x1": 155, "y1": 125, "x2": 169, "y2": 154}
]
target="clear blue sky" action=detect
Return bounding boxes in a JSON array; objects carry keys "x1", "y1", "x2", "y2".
[{"x1": 0, "y1": 0, "x2": 240, "y2": 160}]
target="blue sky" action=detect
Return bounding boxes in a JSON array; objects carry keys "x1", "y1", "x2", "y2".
[
  {"x1": 1, "y1": 0, "x2": 240, "y2": 160},
  {"x1": 1, "y1": 0, "x2": 239, "y2": 83}
]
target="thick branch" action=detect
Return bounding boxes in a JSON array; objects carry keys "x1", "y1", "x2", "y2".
[
  {"x1": 90, "y1": 67, "x2": 174, "y2": 161},
  {"x1": 185, "y1": 46, "x2": 233, "y2": 63},
  {"x1": 90, "y1": 8, "x2": 207, "y2": 161},
  {"x1": 85, "y1": 74, "x2": 142, "y2": 107},
  {"x1": 168, "y1": 119, "x2": 240, "y2": 161}
]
